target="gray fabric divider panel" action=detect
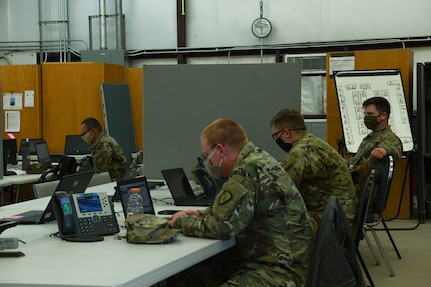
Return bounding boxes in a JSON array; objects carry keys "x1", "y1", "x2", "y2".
[
  {"x1": 143, "y1": 63, "x2": 301, "y2": 179},
  {"x1": 100, "y1": 83, "x2": 137, "y2": 164}
]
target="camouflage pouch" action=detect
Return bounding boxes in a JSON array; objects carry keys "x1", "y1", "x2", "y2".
[
  {"x1": 125, "y1": 214, "x2": 180, "y2": 244},
  {"x1": 25, "y1": 163, "x2": 45, "y2": 174}
]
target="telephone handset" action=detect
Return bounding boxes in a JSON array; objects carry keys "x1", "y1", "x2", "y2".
[
  {"x1": 39, "y1": 168, "x2": 58, "y2": 183},
  {"x1": 52, "y1": 191, "x2": 119, "y2": 242},
  {"x1": 39, "y1": 156, "x2": 78, "y2": 183},
  {"x1": 53, "y1": 191, "x2": 76, "y2": 236},
  {"x1": 193, "y1": 168, "x2": 220, "y2": 198}
]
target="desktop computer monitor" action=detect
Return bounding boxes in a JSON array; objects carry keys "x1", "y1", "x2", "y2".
[{"x1": 3, "y1": 139, "x2": 17, "y2": 165}]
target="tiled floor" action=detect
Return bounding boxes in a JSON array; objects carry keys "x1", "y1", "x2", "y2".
[{"x1": 359, "y1": 219, "x2": 431, "y2": 287}]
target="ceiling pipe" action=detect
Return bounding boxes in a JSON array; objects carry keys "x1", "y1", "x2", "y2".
[
  {"x1": 99, "y1": 0, "x2": 107, "y2": 49},
  {"x1": 115, "y1": 0, "x2": 124, "y2": 49}
]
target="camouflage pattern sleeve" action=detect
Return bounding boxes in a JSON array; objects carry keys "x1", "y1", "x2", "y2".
[
  {"x1": 176, "y1": 175, "x2": 254, "y2": 239},
  {"x1": 93, "y1": 142, "x2": 115, "y2": 172},
  {"x1": 91, "y1": 133, "x2": 127, "y2": 181},
  {"x1": 281, "y1": 153, "x2": 306, "y2": 188},
  {"x1": 347, "y1": 126, "x2": 402, "y2": 167}
]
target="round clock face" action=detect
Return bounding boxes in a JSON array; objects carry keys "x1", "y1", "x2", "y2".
[{"x1": 251, "y1": 17, "x2": 272, "y2": 38}]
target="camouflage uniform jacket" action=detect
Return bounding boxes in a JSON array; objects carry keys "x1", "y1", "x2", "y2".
[
  {"x1": 347, "y1": 126, "x2": 403, "y2": 168},
  {"x1": 175, "y1": 142, "x2": 313, "y2": 286},
  {"x1": 281, "y1": 131, "x2": 358, "y2": 229},
  {"x1": 91, "y1": 132, "x2": 127, "y2": 182}
]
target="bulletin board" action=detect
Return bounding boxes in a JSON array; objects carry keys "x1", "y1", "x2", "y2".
[{"x1": 334, "y1": 69, "x2": 413, "y2": 154}]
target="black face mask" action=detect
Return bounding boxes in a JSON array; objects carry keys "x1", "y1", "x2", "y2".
[{"x1": 276, "y1": 137, "x2": 293, "y2": 153}]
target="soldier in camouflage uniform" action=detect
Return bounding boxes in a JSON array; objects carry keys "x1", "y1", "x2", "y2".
[
  {"x1": 270, "y1": 109, "x2": 357, "y2": 231},
  {"x1": 168, "y1": 118, "x2": 313, "y2": 287},
  {"x1": 80, "y1": 117, "x2": 127, "y2": 182},
  {"x1": 346, "y1": 96, "x2": 403, "y2": 168}
]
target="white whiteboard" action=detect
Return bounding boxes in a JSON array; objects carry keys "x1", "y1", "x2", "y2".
[{"x1": 334, "y1": 69, "x2": 413, "y2": 154}]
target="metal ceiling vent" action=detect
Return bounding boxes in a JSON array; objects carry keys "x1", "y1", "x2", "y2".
[{"x1": 285, "y1": 53, "x2": 326, "y2": 75}]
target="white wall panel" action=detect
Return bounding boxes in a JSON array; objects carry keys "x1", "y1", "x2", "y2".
[{"x1": 0, "y1": 0, "x2": 430, "y2": 50}]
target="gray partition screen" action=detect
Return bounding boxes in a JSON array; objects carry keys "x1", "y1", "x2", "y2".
[
  {"x1": 143, "y1": 63, "x2": 301, "y2": 179},
  {"x1": 100, "y1": 83, "x2": 137, "y2": 163},
  {"x1": 334, "y1": 69, "x2": 413, "y2": 154}
]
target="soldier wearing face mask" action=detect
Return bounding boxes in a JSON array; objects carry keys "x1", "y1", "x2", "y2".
[
  {"x1": 80, "y1": 117, "x2": 127, "y2": 182},
  {"x1": 270, "y1": 108, "x2": 357, "y2": 232},
  {"x1": 168, "y1": 118, "x2": 313, "y2": 287},
  {"x1": 347, "y1": 96, "x2": 403, "y2": 168}
]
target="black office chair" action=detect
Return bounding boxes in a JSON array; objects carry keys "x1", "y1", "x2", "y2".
[
  {"x1": 363, "y1": 155, "x2": 400, "y2": 277},
  {"x1": 354, "y1": 169, "x2": 376, "y2": 287},
  {"x1": 307, "y1": 196, "x2": 365, "y2": 287}
]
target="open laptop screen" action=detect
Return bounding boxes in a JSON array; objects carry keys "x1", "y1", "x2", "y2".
[
  {"x1": 161, "y1": 168, "x2": 194, "y2": 198},
  {"x1": 116, "y1": 176, "x2": 155, "y2": 217},
  {"x1": 34, "y1": 141, "x2": 51, "y2": 167},
  {"x1": 64, "y1": 135, "x2": 91, "y2": 155},
  {"x1": 55, "y1": 170, "x2": 95, "y2": 193}
]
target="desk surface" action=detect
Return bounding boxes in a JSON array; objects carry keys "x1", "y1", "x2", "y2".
[
  {"x1": 0, "y1": 174, "x2": 41, "y2": 187},
  {"x1": 0, "y1": 181, "x2": 236, "y2": 287}
]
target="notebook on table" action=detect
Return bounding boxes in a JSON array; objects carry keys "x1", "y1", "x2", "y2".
[
  {"x1": 0, "y1": 170, "x2": 95, "y2": 225},
  {"x1": 161, "y1": 168, "x2": 214, "y2": 206},
  {"x1": 115, "y1": 176, "x2": 156, "y2": 216}
]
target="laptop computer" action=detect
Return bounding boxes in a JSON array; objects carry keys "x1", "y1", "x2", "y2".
[
  {"x1": 34, "y1": 141, "x2": 52, "y2": 168},
  {"x1": 115, "y1": 176, "x2": 156, "y2": 217},
  {"x1": 122, "y1": 166, "x2": 141, "y2": 180},
  {"x1": 64, "y1": 135, "x2": 91, "y2": 155},
  {"x1": 0, "y1": 170, "x2": 95, "y2": 225},
  {"x1": 161, "y1": 168, "x2": 214, "y2": 206}
]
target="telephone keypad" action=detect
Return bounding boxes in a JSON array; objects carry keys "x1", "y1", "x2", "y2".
[{"x1": 77, "y1": 216, "x2": 118, "y2": 234}]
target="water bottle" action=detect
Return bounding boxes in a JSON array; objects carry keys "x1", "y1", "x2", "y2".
[
  {"x1": 126, "y1": 188, "x2": 144, "y2": 217},
  {"x1": 21, "y1": 138, "x2": 31, "y2": 171}
]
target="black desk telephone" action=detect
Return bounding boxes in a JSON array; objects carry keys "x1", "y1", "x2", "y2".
[
  {"x1": 39, "y1": 156, "x2": 78, "y2": 183},
  {"x1": 52, "y1": 191, "x2": 119, "y2": 242}
]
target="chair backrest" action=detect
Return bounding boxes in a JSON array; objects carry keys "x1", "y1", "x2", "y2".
[
  {"x1": 354, "y1": 169, "x2": 376, "y2": 247},
  {"x1": 307, "y1": 196, "x2": 365, "y2": 287},
  {"x1": 373, "y1": 155, "x2": 394, "y2": 217},
  {"x1": 33, "y1": 179, "x2": 61, "y2": 198},
  {"x1": 87, "y1": 172, "x2": 112, "y2": 187}
]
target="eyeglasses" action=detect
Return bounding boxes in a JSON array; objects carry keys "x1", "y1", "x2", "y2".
[
  {"x1": 271, "y1": 129, "x2": 285, "y2": 141},
  {"x1": 199, "y1": 145, "x2": 217, "y2": 161},
  {"x1": 80, "y1": 129, "x2": 92, "y2": 137}
]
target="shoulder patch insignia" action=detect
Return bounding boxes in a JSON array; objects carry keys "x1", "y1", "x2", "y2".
[{"x1": 218, "y1": 190, "x2": 233, "y2": 205}]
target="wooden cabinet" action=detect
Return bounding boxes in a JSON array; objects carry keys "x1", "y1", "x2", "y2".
[
  {"x1": 41, "y1": 63, "x2": 124, "y2": 153},
  {"x1": 0, "y1": 65, "x2": 43, "y2": 147}
]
